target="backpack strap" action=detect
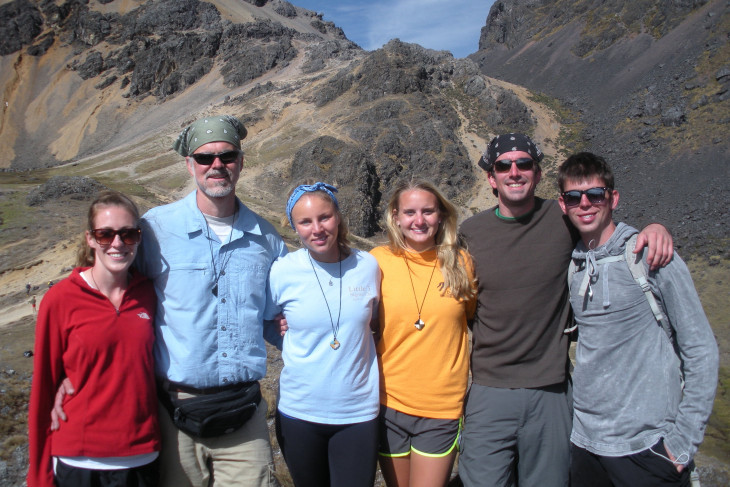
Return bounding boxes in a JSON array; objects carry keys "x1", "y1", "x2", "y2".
[
  {"x1": 565, "y1": 259, "x2": 579, "y2": 334},
  {"x1": 565, "y1": 233, "x2": 671, "y2": 341},
  {"x1": 623, "y1": 234, "x2": 671, "y2": 341}
]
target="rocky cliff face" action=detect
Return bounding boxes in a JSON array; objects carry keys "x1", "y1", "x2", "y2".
[
  {"x1": 472, "y1": 0, "x2": 729, "y2": 256},
  {"x1": 1, "y1": 1, "x2": 729, "y2": 485},
  {"x1": 0, "y1": 0, "x2": 544, "y2": 238},
  {"x1": 472, "y1": 4, "x2": 730, "y2": 481}
]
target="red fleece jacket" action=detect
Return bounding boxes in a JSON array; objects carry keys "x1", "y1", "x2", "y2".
[{"x1": 28, "y1": 268, "x2": 159, "y2": 487}]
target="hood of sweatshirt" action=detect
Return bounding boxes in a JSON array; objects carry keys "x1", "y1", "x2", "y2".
[{"x1": 570, "y1": 222, "x2": 638, "y2": 309}]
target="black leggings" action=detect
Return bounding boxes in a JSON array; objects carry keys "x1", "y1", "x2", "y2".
[{"x1": 276, "y1": 410, "x2": 378, "y2": 487}]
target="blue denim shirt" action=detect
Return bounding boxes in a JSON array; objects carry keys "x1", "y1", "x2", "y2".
[{"x1": 137, "y1": 191, "x2": 287, "y2": 388}]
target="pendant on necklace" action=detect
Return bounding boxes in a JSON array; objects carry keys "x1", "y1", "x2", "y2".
[
  {"x1": 212, "y1": 284, "x2": 218, "y2": 297},
  {"x1": 330, "y1": 339, "x2": 341, "y2": 350},
  {"x1": 414, "y1": 319, "x2": 425, "y2": 330}
]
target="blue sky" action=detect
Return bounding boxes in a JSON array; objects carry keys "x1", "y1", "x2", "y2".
[{"x1": 294, "y1": 0, "x2": 495, "y2": 58}]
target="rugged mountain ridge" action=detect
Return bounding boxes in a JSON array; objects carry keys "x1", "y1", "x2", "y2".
[
  {"x1": 471, "y1": 0, "x2": 730, "y2": 255},
  {"x1": 0, "y1": 3, "x2": 558, "y2": 484},
  {"x1": 0, "y1": 0, "x2": 550, "y2": 238},
  {"x1": 1, "y1": 1, "x2": 728, "y2": 485},
  {"x1": 471, "y1": 2, "x2": 730, "y2": 480}
]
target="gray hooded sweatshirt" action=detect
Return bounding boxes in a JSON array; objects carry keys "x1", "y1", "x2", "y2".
[{"x1": 569, "y1": 222, "x2": 718, "y2": 464}]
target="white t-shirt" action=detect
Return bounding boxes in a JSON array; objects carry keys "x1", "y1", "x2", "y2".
[{"x1": 267, "y1": 248, "x2": 380, "y2": 424}]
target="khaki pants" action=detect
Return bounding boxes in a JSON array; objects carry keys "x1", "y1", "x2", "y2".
[{"x1": 158, "y1": 396, "x2": 275, "y2": 487}]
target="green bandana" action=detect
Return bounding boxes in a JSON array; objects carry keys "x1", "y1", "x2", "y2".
[{"x1": 172, "y1": 115, "x2": 247, "y2": 156}]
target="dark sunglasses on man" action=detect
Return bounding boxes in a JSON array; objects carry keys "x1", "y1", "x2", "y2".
[
  {"x1": 190, "y1": 150, "x2": 241, "y2": 166},
  {"x1": 560, "y1": 187, "x2": 609, "y2": 208},
  {"x1": 90, "y1": 228, "x2": 142, "y2": 246},
  {"x1": 493, "y1": 158, "x2": 535, "y2": 173}
]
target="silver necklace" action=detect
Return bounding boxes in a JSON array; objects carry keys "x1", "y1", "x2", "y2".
[
  {"x1": 203, "y1": 208, "x2": 237, "y2": 297},
  {"x1": 308, "y1": 249, "x2": 342, "y2": 350},
  {"x1": 89, "y1": 268, "x2": 126, "y2": 312},
  {"x1": 403, "y1": 254, "x2": 437, "y2": 330}
]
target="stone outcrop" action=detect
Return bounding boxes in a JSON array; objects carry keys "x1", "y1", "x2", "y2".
[
  {"x1": 0, "y1": 0, "x2": 43, "y2": 56},
  {"x1": 471, "y1": 0, "x2": 729, "y2": 256}
]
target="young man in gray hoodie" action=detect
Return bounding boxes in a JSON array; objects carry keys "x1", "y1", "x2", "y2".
[{"x1": 558, "y1": 152, "x2": 719, "y2": 487}]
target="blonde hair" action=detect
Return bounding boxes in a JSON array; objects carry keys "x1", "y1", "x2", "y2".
[
  {"x1": 284, "y1": 178, "x2": 351, "y2": 257},
  {"x1": 76, "y1": 191, "x2": 140, "y2": 267},
  {"x1": 384, "y1": 178, "x2": 475, "y2": 301}
]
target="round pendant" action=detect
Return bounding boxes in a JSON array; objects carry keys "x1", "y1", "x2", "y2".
[
  {"x1": 414, "y1": 319, "x2": 425, "y2": 330},
  {"x1": 330, "y1": 339, "x2": 341, "y2": 350}
]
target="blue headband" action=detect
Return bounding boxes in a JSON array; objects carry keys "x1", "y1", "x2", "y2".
[{"x1": 286, "y1": 182, "x2": 339, "y2": 229}]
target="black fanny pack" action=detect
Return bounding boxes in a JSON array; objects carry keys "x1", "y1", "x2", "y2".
[{"x1": 160, "y1": 381, "x2": 262, "y2": 438}]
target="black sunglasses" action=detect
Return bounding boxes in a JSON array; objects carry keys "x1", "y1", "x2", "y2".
[
  {"x1": 190, "y1": 150, "x2": 241, "y2": 165},
  {"x1": 90, "y1": 228, "x2": 142, "y2": 246},
  {"x1": 493, "y1": 158, "x2": 535, "y2": 173},
  {"x1": 561, "y1": 187, "x2": 609, "y2": 207}
]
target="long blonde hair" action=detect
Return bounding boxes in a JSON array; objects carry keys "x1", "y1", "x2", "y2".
[{"x1": 384, "y1": 178, "x2": 475, "y2": 301}]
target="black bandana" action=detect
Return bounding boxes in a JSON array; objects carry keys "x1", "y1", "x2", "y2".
[{"x1": 478, "y1": 133, "x2": 543, "y2": 172}]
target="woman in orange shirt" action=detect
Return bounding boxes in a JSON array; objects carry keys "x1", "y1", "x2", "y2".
[{"x1": 370, "y1": 179, "x2": 476, "y2": 487}]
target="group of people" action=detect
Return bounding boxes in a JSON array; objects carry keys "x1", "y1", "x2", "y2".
[{"x1": 28, "y1": 116, "x2": 718, "y2": 487}]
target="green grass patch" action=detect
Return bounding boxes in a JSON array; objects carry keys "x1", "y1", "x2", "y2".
[
  {"x1": 527, "y1": 92, "x2": 587, "y2": 157},
  {"x1": 93, "y1": 177, "x2": 158, "y2": 203},
  {"x1": 245, "y1": 125, "x2": 314, "y2": 168},
  {"x1": 0, "y1": 191, "x2": 42, "y2": 245},
  {"x1": 687, "y1": 253, "x2": 730, "y2": 462},
  {"x1": 134, "y1": 153, "x2": 180, "y2": 176},
  {"x1": 703, "y1": 366, "x2": 730, "y2": 461},
  {"x1": 155, "y1": 172, "x2": 190, "y2": 192}
]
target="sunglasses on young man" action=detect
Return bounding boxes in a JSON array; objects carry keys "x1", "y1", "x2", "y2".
[
  {"x1": 190, "y1": 150, "x2": 241, "y2": 166},
  {"x1": 493, "y1": 158, "x2": 535, "y2": 173},
  {"x1": 560, "y1": 187, "x2": 610, "y2": 208},
  {"x1": 90, "y1": 228, "x2": 142, "y2": 246}
]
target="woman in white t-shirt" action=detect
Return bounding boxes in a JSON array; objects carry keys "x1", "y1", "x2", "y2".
[{"x1": 266, "y1": 181, "x2": 380, "y2": 487}]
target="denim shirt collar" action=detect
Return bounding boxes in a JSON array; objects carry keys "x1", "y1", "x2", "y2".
[{"x1": 182, "y1": 191, "x2": 264, "y2": 241}]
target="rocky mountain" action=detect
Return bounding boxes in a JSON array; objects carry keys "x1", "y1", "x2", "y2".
[
  {"x1": 471, "y1": 0, "x2": 730, "y2": 255},
  {"x1": 470, "y1": 1, "x2": 730, "y2": 480},
  {"x1": 0, "y1": 3, "x2": 557, "y2": 483},
  {"x1": 0, "y1": 0, "x2": 552, "y2": 239},
  {"x1": 1, "y1": 0, "x2": 728, "y2": 485}
]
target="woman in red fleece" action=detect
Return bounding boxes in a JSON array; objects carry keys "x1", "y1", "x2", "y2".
[{"x1": 28, "y1": 191, "x2": 160, "y2": 487}]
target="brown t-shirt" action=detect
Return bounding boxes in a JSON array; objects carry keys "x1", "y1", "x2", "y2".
[{"x1": 460, "y1": 198, "x2": 579, "y2": 388}]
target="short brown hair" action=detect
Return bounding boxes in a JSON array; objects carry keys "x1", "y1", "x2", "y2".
[{"x1": 558, "y1": 152, "x2": 614, "y2": 192}]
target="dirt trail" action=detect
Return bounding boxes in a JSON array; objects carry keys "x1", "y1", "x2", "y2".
[
  {"x1": 0, "y1": 237, "x2": 78, "y2": 329},
  {"x1": 456, "y1": 76, "x2": 563, "y2": 213}
]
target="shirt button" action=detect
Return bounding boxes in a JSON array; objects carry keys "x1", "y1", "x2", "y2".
[
  {"x1": 221, "y1": 326, "x2": 226, "y2": 331},
  {"x1": 221, "y1": 298, "x2": 226, "y2": 303},
  {"x1": 222, "y1": 352, "x2": 227, "y2": 357},
  {"x1": 221, "y1": 271, "x2": 225, "y2": 276},
  {"x1": 223, "y1": 378, "x2": 228, "y2": 383}
]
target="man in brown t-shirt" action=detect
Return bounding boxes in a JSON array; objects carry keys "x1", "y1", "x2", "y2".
[{"x1": 458, "y1": 134, "x2": 673, "y2": 487}]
